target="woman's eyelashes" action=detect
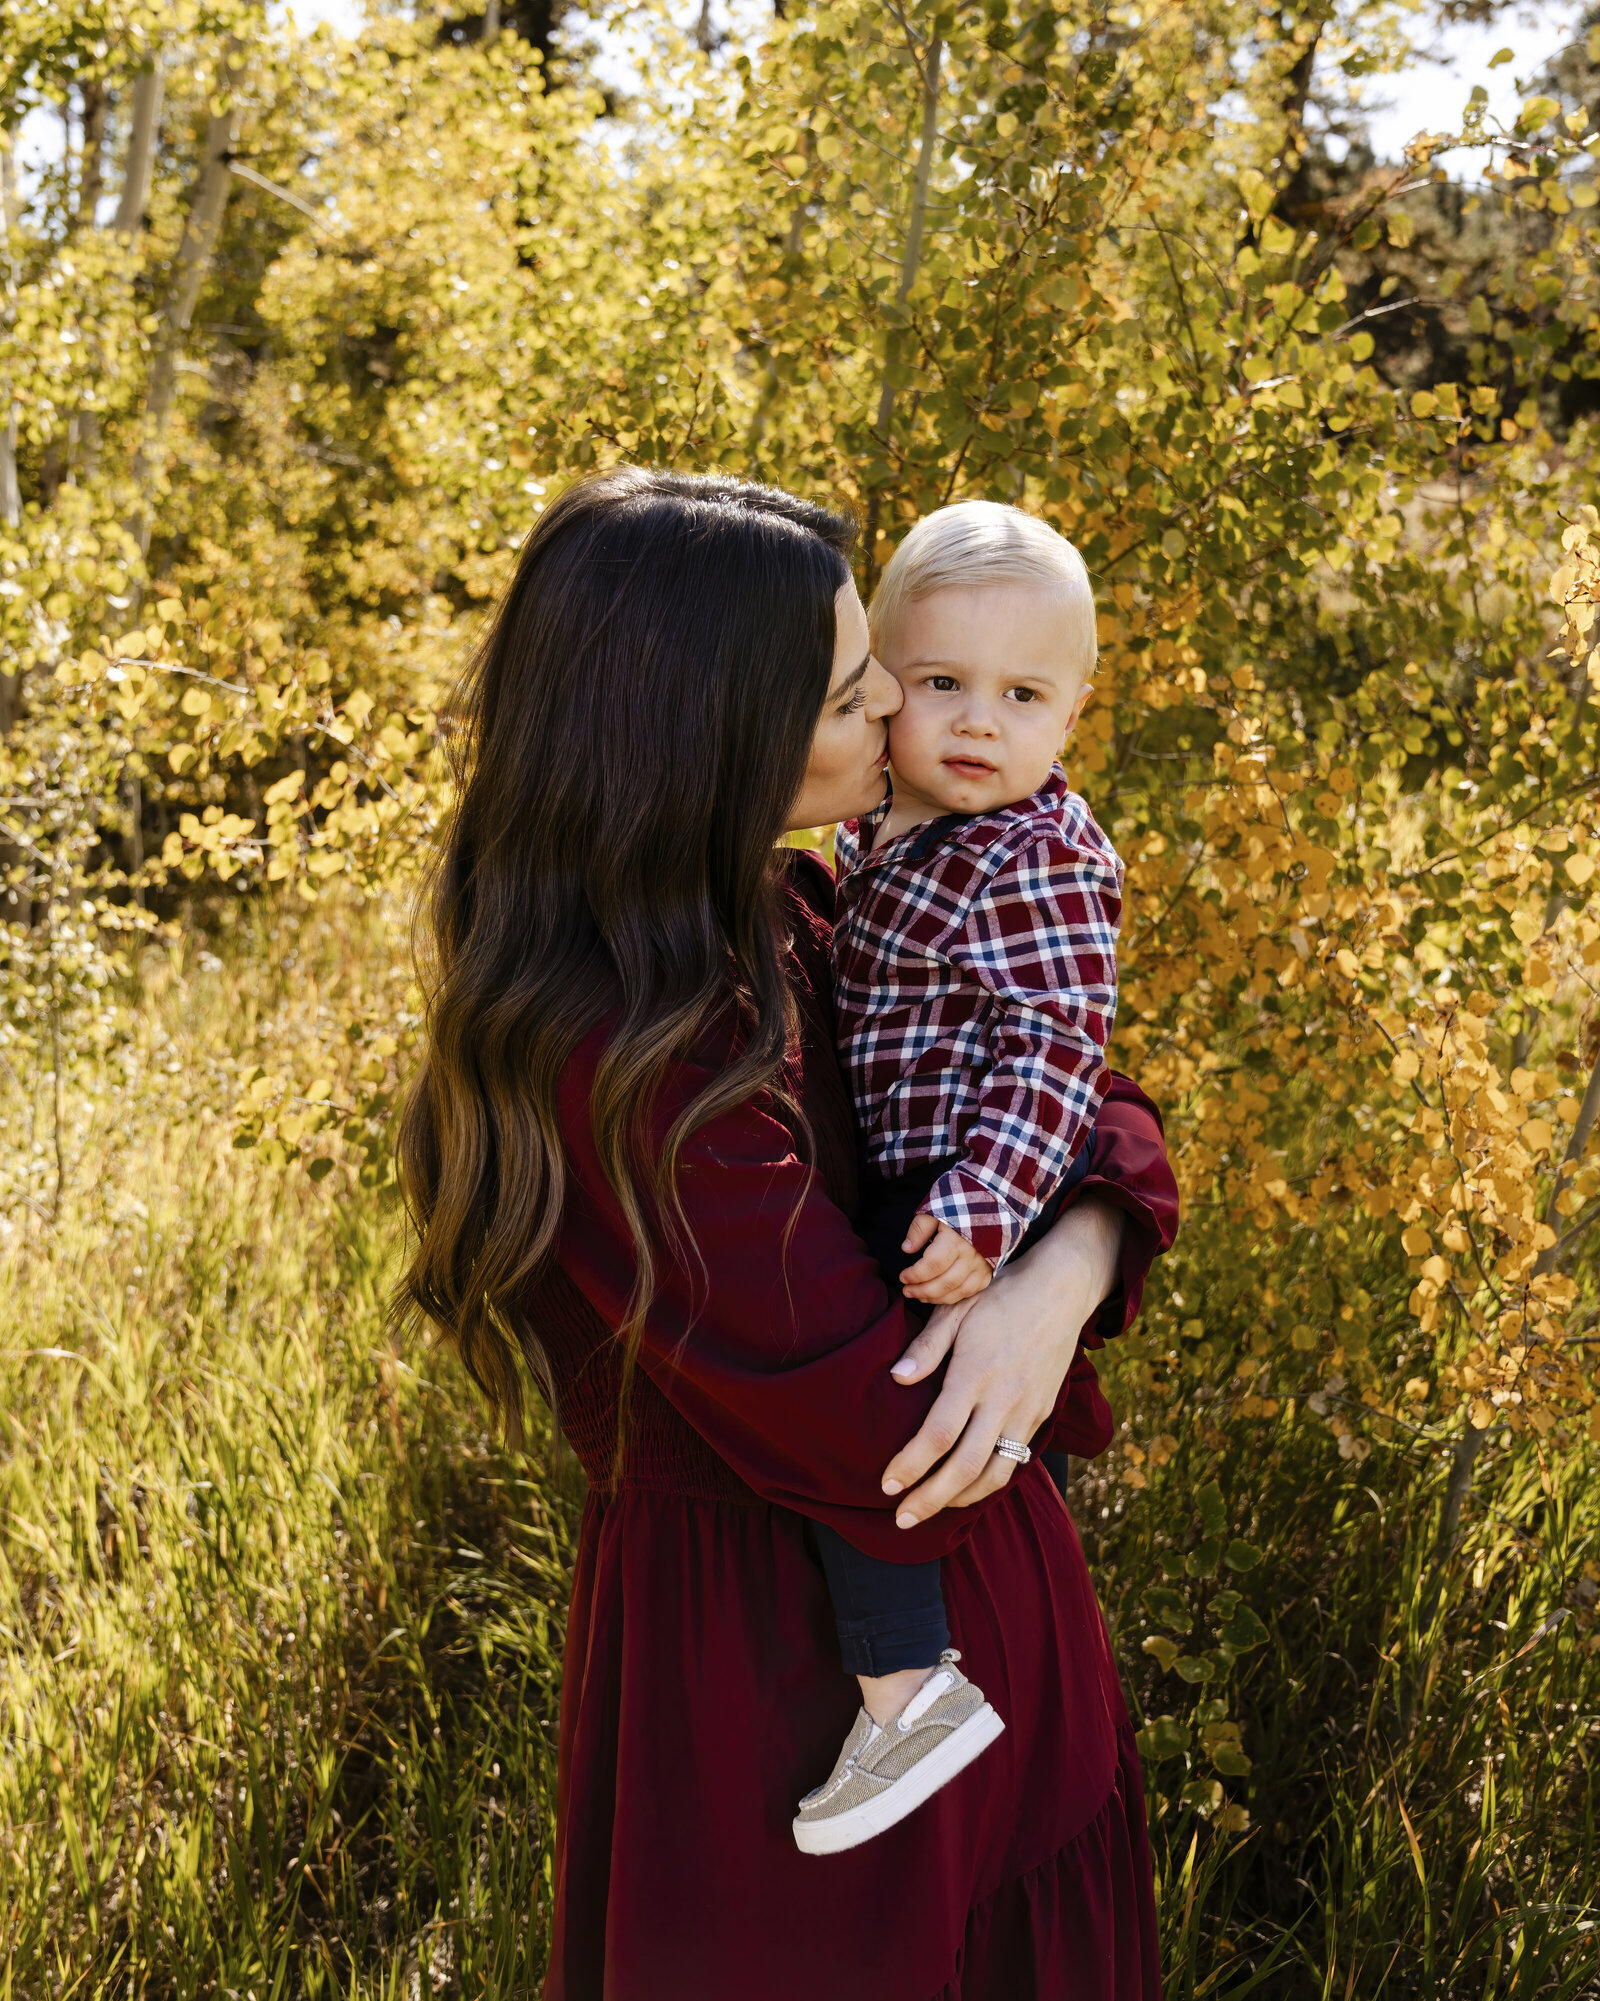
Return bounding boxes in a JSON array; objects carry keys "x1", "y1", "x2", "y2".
[{"x1": 838, "y1": 688, "x2": 866, "y2": 715}]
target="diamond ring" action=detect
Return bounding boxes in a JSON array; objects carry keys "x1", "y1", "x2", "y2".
[{"x1": 994, "y1": 1435, "x2": 1032, "y2": 1465}]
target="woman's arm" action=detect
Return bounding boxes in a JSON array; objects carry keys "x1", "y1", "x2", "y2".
[
  {"x1": 551, "y1": 1030, "x2": 1021, "y2": 1564},
  {"x1": 882, "y1": 1074, "x2": 1179, "y2": 1525}
]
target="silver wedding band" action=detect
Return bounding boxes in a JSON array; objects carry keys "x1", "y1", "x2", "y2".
[{"x1": 994, "y1": 1435, "x2": 1032, "y2": 1465}]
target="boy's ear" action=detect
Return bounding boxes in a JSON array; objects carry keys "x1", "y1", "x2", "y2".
[{"x1": 1060, "y1": 680, "x2": 1095, "y2": 744}]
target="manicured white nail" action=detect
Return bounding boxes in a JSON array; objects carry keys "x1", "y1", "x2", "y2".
[
  {"x1": 891, "y1": 1357, "x2": 917, "y2": 1378},
  {"x1": 896, "y1": 1510, "x2": 916, "y2": 1528},
  {"x1": 882, "y1": 1479, "x2": 903, "y2": 1496}
]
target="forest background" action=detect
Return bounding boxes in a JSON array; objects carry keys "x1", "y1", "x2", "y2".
[{"x1": 2, "y1": 0, "x2": 1600, "y2": 1990}]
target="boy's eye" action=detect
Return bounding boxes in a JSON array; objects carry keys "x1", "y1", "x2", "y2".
[
  {"x1": 928, "y1": 675, "x2": 958, "y2": 692},
  {"x1": 1009, "y1": 688, "x2": 1038, "y2": 703}
]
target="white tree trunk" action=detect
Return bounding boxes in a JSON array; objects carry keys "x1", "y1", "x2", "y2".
[
  {"x1": 114, "y1": 62, "x2": 165, "y2": 237},
  {"x1": 1, "y1": 136, "x2": 19, "y2": 531},
  {"x1": 129, "y1": 51, "x2": 241, "y2": 558}
]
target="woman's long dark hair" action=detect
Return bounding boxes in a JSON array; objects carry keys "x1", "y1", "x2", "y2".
[{"x1": 395, "y1": 466, "x2": 856, "y2": 1442}]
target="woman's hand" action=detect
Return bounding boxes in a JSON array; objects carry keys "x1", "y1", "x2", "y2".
[{"x1": 880, "y1": 1197, "x2": 1125, "y2": 1527}]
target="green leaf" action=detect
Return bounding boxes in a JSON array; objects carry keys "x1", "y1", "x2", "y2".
[
  {"x1": 1225, "y1": 1540, "x2": 1264, "y2": 1571},
  {"x1": 1142, "y1": 1635, "x2": 1180, "y2": 1671},
  {"x1": 1219, "y1": 1605, "x2": 1270, "y2": 1652},
  {"x1": 1175, "y1": 1655, "x2": 1215, "y2": 1683},
  {"x1": 1212, "y1": 1744, "x2": 1253, "y2": 1777},
  {"x1": 1135, "y1": 1715, "x2": 1192, "y2": 1762},
  {"x1": 1196, "y1": 1482, "x2": 1227, "y2": 1538},
  {"x1": 1143, "y1": 1586, "x2": 1194, "y2": 1634},
  {"x1": 1186, "y1": 1537, "x2": 1222, "y2": 1578}
]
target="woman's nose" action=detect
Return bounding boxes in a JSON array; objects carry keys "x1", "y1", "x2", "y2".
[{"x1": 866, "y1": 658, "x2": 902, "y2": 720}]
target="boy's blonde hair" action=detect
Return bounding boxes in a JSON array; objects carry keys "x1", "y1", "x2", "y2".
[{"x1": 869, "y1": 500, "x2": 1097, "y2": 681}]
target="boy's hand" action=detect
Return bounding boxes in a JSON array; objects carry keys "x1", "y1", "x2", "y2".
[{"x1": 899, "y1": 1212, "x2": 993, "y2": 1306}]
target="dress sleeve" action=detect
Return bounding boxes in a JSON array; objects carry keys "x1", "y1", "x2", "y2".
[
  {"x1": 553, "y1": 1039, "x2": 999, "y2": 1563},
  {"x1": 1036, "y1": 1071, "x2": 1179, "y2": 1459},
  {"x1": 1063, "y1": 1070, "x2": 1180, "y2": 1350}
]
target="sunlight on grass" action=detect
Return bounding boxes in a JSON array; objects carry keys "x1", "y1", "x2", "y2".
[{"x1": 0, "y1": 916, "x2": 1595, "y2": 1995}]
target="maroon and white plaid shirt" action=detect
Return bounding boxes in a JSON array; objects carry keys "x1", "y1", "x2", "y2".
[{"x1": 832, "y1": 765, "x2": 1122, "y2": 1268}]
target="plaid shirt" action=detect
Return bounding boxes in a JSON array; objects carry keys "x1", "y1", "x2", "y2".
[{"x1": 833, "y1": 765, "x2": 1122, "y2": 1268}]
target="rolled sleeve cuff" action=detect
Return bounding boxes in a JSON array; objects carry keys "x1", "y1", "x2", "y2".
[{"x1": 922, "y1": 1167, "x2": 1022, "y2": 1269}]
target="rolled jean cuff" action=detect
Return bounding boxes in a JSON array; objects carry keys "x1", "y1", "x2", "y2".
[{"x1": 833, "y1": 1605, "x2": 950, "y2": 1678}]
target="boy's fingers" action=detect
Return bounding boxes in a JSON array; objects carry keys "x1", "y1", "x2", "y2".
[
  {"x1": 903, "y1": 1274, "x2": 965, "y2": 1306},
  {"x1": 901, "y1": 1235, "x2": 960, "y2": 1286},
  {"x1": 905, "y1": 1258, "x2": 988, "y2": 1303},
  {"x1": 901, "y1": 1212, "x2": 939, "y2": 1254}
]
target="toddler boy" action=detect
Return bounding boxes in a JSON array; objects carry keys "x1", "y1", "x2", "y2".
[{"x1": 792, "y1": 501, "x2": 1122, "y2": 1856}]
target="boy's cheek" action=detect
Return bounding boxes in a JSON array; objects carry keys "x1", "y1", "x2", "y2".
[{"x1": 886, "y1": 708, "x2": 932, "y2": 765}]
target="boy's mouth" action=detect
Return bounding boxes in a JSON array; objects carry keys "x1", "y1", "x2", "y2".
[{"x1": 942, "y1": 756, "x2": 998, "y2": 779}]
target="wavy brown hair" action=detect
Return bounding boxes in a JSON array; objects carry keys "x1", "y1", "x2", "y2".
[{"x1": 395, "y1": 467, "x2": 855, "y2": 1441}]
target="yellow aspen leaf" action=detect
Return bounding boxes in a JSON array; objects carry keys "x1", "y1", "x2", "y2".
[
  {"x1": 1470, "y1": 1399, "x2": 1495, "y2": 1429},
  {"x1": 1391, "y1": 1049, "x2": 1420, "y2": 1083},
  {"x1": 1520, "y1": 1119, "x2": 1553, "y2": 1151},
  {"x1": 1401, "y1": 1224, "x2": 1432, "y2": 1255},
  {"x1": 1567, "y1": 854, "x2": 1596, "y2": 885}
]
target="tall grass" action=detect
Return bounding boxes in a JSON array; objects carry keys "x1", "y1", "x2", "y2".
[
  {"x1": 1083, "y1": 1374, "x2": 1600, "y2": 1997},
  {"x1": 1, "y1": 922, "x2": 1596, "y2": 1995}
]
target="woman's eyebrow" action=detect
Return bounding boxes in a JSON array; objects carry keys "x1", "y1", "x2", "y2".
[{"x1": 829, "y1": 652, "x2": 870, "y2": 700}]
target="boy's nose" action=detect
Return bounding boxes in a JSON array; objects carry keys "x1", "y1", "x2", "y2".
[{"x1": 954, "y1": 706, "x2": 999, "y2": 737}]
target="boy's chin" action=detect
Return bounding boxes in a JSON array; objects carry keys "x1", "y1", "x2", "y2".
[{"x1": 905, "y1": 766, "x2": 1015, "y2": 815}]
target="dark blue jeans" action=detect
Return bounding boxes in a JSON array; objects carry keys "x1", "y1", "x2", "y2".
[{"x1": 812, "y1": 1143, "x2": 1090, "y2": 1677}]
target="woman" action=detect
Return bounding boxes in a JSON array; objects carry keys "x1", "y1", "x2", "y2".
[{"x1": 398, "y1": 468, "x2": 1177, "y2": 2000}]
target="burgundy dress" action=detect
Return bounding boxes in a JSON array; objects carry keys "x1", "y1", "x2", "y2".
[{"x1": 531, "y1": 853, "x2": 1178, "y2": 2001}]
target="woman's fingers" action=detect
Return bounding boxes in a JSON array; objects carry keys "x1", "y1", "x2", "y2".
[
  {"x1": 892, "y1": 1402, "x2": 1025, "y2": 1527},
  {"x1": 889, "y1": 1299, "x2": 971, "y2": 1384},
  {"x1": 880, "y1": 1370, "x2": 978, "y2": 1496}
]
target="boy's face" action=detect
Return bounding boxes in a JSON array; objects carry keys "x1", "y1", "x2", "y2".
[{"x1": 877, "y1": 583, "x2": 1094, "y2": 821}]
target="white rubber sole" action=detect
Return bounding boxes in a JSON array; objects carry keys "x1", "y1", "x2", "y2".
[{"x1": 792, "y1": 1705, "x2": 1006, "y2": 1855}]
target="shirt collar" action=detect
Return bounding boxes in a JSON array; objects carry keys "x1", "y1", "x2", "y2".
[{"x1": 848, "y1": 764, "x2": 1071, "y2": 866}]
